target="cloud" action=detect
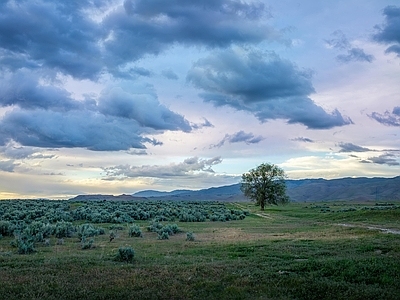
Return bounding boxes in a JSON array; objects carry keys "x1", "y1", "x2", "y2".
[
  {"x1": 338, "y1": 142, "x2": 372, "y2": 153},
  {"x1": 104, "y1": 156, "x2": 223, "y2": 179},
  {"x1": 325, "y1": 30, "x2": 351, "y2": 50},
  {"x1": 0, "y1": 0, "x2": 282, "y2": 81},
  {"x1": 0, "y1": 0, "x2": 289, "y2": 153},
  {"x1": 0, "y1": 142, "x2": 55, "y2": 160},
  {"x1": 336, "y1": 48, "x2": 374, "y2": 63},
  {"x1": 191, "y1": 118, "x2": 214, "y2": 129},
  {"x1": 0, "y1": 72, "x2": 192, "y2": 151},
  {"x1": 292, "y1": 137, "x2": 314, "y2": 143},
  {"x1": 97, "y1": 84, "x2": 192, "y2": 132},
  {"x1": 369, "y1": 106, "x2": 400, "y2": 126},
  {"x1": 361, "y1": 153, "x2": 399, "y2": 166},
  {"x1": 161, "y1": 69, "x2": 179, "y2": 80},
  {"x1": 0, "y1": 159, "x2": 18, "y2": 172},
  {"x1": 130, "y1": 67, "x2": 153, "y2": 77},
  {"x1": 187, "y1": 48, "x2": 352, "y2": 129},
  {"x1": 103, "y1": 0, "x2": 284, "y2": 75},
  {"x1": 0, "y1": 108, "x2": 157, "y2": 151},
  {"x1": 212, "y1": 131, "x2": 264, "y2": 148},
  {"x1": 326, "y1": 30, "x2": 374, "y2": 63},
  {"x1": 0, "y1": 1, "x2": 104, "y2": 80},
  {"x1": 0, "y1": 70, "x2": 82, "y2": 111},
  {"x1": 373, "y1": 6, "x2": 400, "y2": 57}
]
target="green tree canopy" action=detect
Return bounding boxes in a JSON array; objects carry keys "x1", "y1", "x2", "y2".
[{"x1": 241, "y1": 163, "x2": 289, "y2": 210}]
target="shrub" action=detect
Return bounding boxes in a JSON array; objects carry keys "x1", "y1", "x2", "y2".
[
  {"x1": 80, "y1": 236, "x2": 94, "y2": 250},
  {"x1": 147, "y1": 221, "x2": 163, "y2": 232},
  {"x1": 11, "y1": 231, "x2": 36, "y2": 254},
  {"x1": 109, "y1": 225, "x2": 124, "y2": 230},
  {"x1": 210, "y1": 215, "x2": 219, "y2": 222},
  {"x1": 169, "y1": 224, "x2": 182, "y2": 234},
  {"x1": 77, "y1": 223, "x2": 104, "y2": 238},
  {"x1": 55, "y1": 221, "x2": 75, "y2": 238},
  {"x1": 128, "y1": 224, "x2": 143, "y2": 237},
  {"x1": 157, "y1": 231, "x2": 169, "y2": 240},
  {"x1": 186, "y1": 232, "x2": 195, "y2": 241},
  {"x1": 0, "y1": 221, "x2": 13, "y2": 236},
  {"x1": 115, "y1": 246, "x2": 135, "y2": 263}
]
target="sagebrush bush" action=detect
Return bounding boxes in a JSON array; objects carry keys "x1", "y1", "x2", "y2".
[
  {"x1": 147, "y1": 221, "x2": 163, "y2": 232},
  {"x1": 11, "y1": 231, "x2": 36, "y2": 254},
  {"x1": 80, "y1": 236, "x2": 94, "y2": 250},
  {"x1": 157, "y1": 231, "x2": 169, "y2": 240},
  {"x1": 77, "y1": 223, "x2": 105, "y2": 238},
  {"x1": 0, "y1": 221, "x2": 13, "y2": 236},
  {"x1": 128, "y1": 224, "x2": 143, "y2": 237},
  {"x1": 55, "y1": 221, "x2": 75, "y2": 238},
  {"x1": 115, "y1": 246, "x2": 135, "y2": 263},
  {"x1": 186, "y1": 232, "x2": 195, "y2": 241}
]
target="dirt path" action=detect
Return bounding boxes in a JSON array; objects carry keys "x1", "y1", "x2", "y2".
[
  {"x1": 233, "y1": 203, "x2": 274, "y2": 220},
  {"x1": 336, "y1": 223, "x2": 400, "y2": 235}
]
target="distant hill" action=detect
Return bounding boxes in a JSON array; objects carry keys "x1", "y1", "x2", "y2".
[
  {"x1": 69, "y1": 194, "x2": 148, "y2": 201},
  {"x1": 132, "y1": 176, "x2": 400, "y2": 202},
  {"x1": 133, "y1": 189, "x2": 192, "y2": 197}
]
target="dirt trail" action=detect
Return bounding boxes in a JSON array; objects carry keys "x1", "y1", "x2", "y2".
[
  {"x1": 337, "y1": 223, "x2": 400, "y2": 235},
  {"x1": 233, "y1": 203, "x2": 273, "y2": 220}
]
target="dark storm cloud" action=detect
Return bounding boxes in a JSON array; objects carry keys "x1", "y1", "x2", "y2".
[
  {"x1": 212, "y1": 131, "x2": 264, "y2": 148},
  {"x1": 338, "y1": 142, "x2": 372, "y2": 153},
  {"x1": 187, "y1": 48, "x2": 352, "y2": 129},
  {"x1": 0, "y1": 0, "x2": 283, "y2": 152},
  {"x1": 0, "y1": 79, "x2": 192, "y2": 150},
  {"x1": 104, "y1": 156, "x2": 222, "y2": 178},
  {"x1": 369, "y1": 106, "x2": 400, "y2": 126},
  {"x1": 0, "y1": 0, "x2": 104, "y2": 80},
  {"x1": 0, "y1": 70, "x2": 82, "y2": 111},
  {"x1": 0, "y1": 108, "x2": 156, "y2": 151},
  {"x1": 373, "y1": 6, "x2": 400, "y2": 57},
  {"x1": 361, "y1": 153, "x2": 399, "y2": 166},
  {"x1": 326, "y1": 30, "x2": 374, "y2": 63},
  {"x1": 0, "y1": 0, "x2": 279, "y2": 79},
  {"x1": 105, "y1": 0, "x2": 278, "y2": 60}
]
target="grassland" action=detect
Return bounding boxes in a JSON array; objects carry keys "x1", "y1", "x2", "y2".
[{"x1": 0, "y1": 201, "x2": 399, "y2": 300}]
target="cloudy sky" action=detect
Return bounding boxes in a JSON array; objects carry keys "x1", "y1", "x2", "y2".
[{"x1": 0, "y1": 0, "x2": 399, "y2": 199}]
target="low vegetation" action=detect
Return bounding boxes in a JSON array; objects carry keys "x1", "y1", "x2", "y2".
[{"x1": 0, "y1": 199, "x2": 399, "y2": 299}]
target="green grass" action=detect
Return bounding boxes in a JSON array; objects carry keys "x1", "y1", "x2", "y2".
[{"x1": 0, "y1": 201, "x2": 399, "y2": 299}]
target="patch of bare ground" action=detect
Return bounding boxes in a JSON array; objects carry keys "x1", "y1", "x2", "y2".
[
  {"x1": 254, "y1": 212, "x2": 273, "y2": 219},
  {"x1": 198, "y1": 227, "x2": 256, "y2": 242},
  {"x1": 336, "y1": 223, "x2": 400, "y2": 235}
]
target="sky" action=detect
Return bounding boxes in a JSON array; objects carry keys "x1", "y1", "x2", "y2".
[{"x1": 0, "y1": 0, "x2": 399, "y2": 199}]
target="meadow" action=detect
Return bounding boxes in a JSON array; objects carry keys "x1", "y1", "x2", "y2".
[{"x1": 0, "y1": 199, "x2": 399, "y2": 300}]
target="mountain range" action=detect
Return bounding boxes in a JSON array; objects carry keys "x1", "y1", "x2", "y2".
[{"x1": 132, "y1": 176, "x2": 400, "y2": 202}]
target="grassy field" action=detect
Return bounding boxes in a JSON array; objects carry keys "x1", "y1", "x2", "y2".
[{"x1": 0, "y1": 201, "x2": 399, "y2": 300}]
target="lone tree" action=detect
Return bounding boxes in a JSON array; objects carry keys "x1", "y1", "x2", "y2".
[{"x1": 241, "y1": 163, "x2": 289, "y2": 210}]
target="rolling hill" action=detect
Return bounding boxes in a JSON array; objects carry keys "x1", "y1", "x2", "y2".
[{"x1": 133, "y1": 176, "x2": 400, "y2": 202}]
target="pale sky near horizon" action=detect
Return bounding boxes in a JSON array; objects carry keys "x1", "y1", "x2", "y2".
[{"x1": 0, "y1": 0, "x2": 399, "y2": 199}]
